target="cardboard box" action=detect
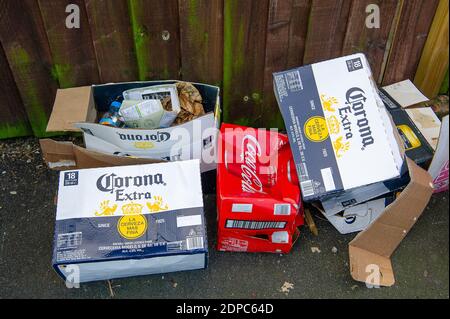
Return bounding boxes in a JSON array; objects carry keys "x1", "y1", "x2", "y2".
[
  {"x1": 382, "y1": 79, "x2": 428, "y2": 108},
  {"x1": 404, "y1": 107, "x2": 441, "y2": 151},
  {"x1": 273, "y1": 53, "x2": 404, "y2": 201},
  {"x1": 39, "y1": 139, "x2": 217, "y2": 194},
  {"x1": 320, "y1": 166, "x2": 409, "y2": 216},
  {"x1": 52, "y1": 160, "x2": 207, "y2": 283},
  {"x1": 321, "y1": 194, "x2": 396, "y2": 234},
  {"x1": 45, "y1": 81, "x2": 220, "y2": 173},
  {"x1": 216, "y1": 124, "x2": 304, "y2": 254},
  {"x1": 378, "y1": 89, "x2": 434, "y2": 167},
  {"x1": 349, "y1": 158, "x2": 434, "y2": 286}
]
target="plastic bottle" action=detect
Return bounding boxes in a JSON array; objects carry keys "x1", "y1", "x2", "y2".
[{"x1": 99, "y1": 101, "x2": 123, "y2": 127}]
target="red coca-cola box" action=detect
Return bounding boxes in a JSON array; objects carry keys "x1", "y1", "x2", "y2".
[{"x1": 216, "y1": 123, "x2": 304, "y2": 253}]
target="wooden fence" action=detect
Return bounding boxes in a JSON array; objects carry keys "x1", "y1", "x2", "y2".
[{"x1": 0, "y1": 0, "x2": 447, "y2": 139}]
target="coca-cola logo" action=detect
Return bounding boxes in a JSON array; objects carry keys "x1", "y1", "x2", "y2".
[{"x1": 240, "y1": 135, "x2": 263, "y2": 193}]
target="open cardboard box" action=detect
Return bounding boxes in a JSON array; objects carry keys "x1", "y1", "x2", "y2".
[
  {"x1": 40, "y1": 80, "x2": 221, "y2": 193},
  {"x1": 349, "y1": 157, "x2": 434, "y2": 286}
]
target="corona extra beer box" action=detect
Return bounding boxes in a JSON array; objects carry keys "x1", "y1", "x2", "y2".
[
  {"x1": 273, "y1": 53, "x2": 404, "y2": 201},
  {"x1": 52, "y1": 160, "x2": 207, "y2": 283},
  {"x1": 378, "y1": 88, "x2": 434, "y2": 167},
  {"x1": 216, "y1": 124, "x2": 304, "y2": 254},
  {"x1": 44, "y1": 81, "x2": 221, "y2": 173}
]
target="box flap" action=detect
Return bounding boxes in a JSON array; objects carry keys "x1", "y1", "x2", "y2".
[
  {"x1": 349, "y1": 157, "x2": 433, "y2": 286},
  {"x1": 46, "y1": 86, "x2": 96, "y2": 132},
  {"x1": 74, "y1": 144, "x2": 162, "y2": 168},
  {"x1": 39, "y1": 139, "x2": 163, "y2": 170}
]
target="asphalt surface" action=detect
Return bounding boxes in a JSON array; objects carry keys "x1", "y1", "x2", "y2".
[{"x1": 0, "y1": 137, "x2": 448, "y2": 299}]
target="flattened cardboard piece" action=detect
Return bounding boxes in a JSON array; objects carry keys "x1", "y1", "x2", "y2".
[
  {"x1": 39, "y1": 139, "x2": 162, "y2": 170},
  {"x1": 405, "y1": 107, "x2": 441, "y2": 150},
  {"x1": 382, "y1": 80, "x2": 428, "y2": 108},
  {"x1": 324, "y1": 195, "x2": 396, "y2": 234},
  {"x1": 46, "y1": 86, "x2": 96, "y2": 132},
  {"x1": 349, "y1": 158, "x2": 433, "y2": 286}
]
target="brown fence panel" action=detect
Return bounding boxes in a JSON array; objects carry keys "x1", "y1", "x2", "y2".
[
  {"x1": 0, "y1": 45, "x2": 32, "y2": 138},
  {"x1": 342, "y1": 0, "x2": 400, "y2": 83},
  {"x1": 222, "y1": 0, "x2": 270, "y2": 127},
  {"x1": 303, "y1": 0, "x2": 352, "y2": 64},
  {"x1": 382, "y1": 0, "x2": 439, "y2": 85},
  {"x1": 262, "y1": 0, "x2": 312, "y2": 129},
  {"x1": 128, "y1": 0, "x2": 181, "y2": 81},
  {"x1": 38, "y1": 0, "x2": 100, "y2": 88},
  {"x1": 0, "y1": 0, "x2": 448, "y2": 138},
  {"x1": 85, "y1": 0, "x2": 138, "y2": 83},
  {"x1": 0, "y1": 0, "x2": 58, "y2": 137},
  {"x1": 178, "y1": 0, "x2": 223, "y2": 86}
]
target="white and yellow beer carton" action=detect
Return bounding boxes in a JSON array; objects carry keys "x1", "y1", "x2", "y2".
[
  {"x1": 52, "y1": 160, "x2": 207, "y2": 283},
  {"x1": 273, "y1": 53, "x2": 404, "y2": 201}
]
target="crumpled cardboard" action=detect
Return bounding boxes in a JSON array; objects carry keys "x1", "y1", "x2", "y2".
[{"x1": 349, "y1": 157, "x2": 433, "y2": 286}]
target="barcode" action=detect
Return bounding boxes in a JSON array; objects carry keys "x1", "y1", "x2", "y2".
[
  {"x1": 274, "y1": 204, "x2": 291, "y2": 216},
  {"x1": 225, "y1": 220, "x2": 286, "y2": 230},
  {"x1": 57, "y1": 232, "x2": 82, "y2": 249},
  {"x1": 284, "y1": 71, "x2": 303, "y2": 92},
  {"x1": 300, "y1": 180, "x2": 314, "y2": 197},
  {"x1": 186, "y1": 236, "x2": 204, "y2": 250}
]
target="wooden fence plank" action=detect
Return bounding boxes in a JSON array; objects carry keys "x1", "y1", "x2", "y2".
[
  {"x1": 128, "y1": 0, "x2": 181, "y2": 81},
  {"x1": 178, "y1": 0, "x2": 223, "y2": 86},
  {"x1": 303, "y1": 0, "x2": 352, "y2": 65},
  {"x1": 414, "y1": 0, "x2": 449, "y2": 98},
  {"x1": 382, "y1": 0, "x2": 439, "y2": 85},
  {"x1": 85, "y1": 0, "x2": 138, "y2": 83},
  {"x1": 439, "y1": 68, "x2": 449, "y2": 94},
  {"x1": 0, "y1": 45, "x2": 32, "y2": 138},
  {"x1": 38, "y1": 0, "x2": 100, "y2": 88},
  {"x1": 342, "y1": 0, "x2": 400, "y2": 83},
  {"x1": 223, "y1": 0, "x2": 270, "y2": 127},
  {"x1": 263, "y1": 0, "x2": 312, "y2": 128},
  {"x1": 0, "y1": 0, "x2": 58, "y2": 137}
]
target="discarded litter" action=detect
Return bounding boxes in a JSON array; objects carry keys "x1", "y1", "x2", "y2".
[
  {"x1": 37, "y1": 51, "x2": 443, "y2": 287},
  {"x1": 52, "y1": 160, "x2": 207, "y2": 283},
  {"x1": 280, "y1": 281, "x2": 294, "y2": 294},
  {"x1": 216, "y1": 124, "x2": 304, "y2": 254},
  {"x1": 273, "y1": 53, "x2": 404, "y2": 202}
]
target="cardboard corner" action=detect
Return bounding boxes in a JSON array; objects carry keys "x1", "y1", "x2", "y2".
[
  {"x1": 39, "y1": 139, "x2": 77, "y2": 169},
  {"x1": 348, "y1": 157, "x2": 434, "y2": 286},
  {"x1": 40, "y1": 139, "x2": 164, "y2": 170},
  {"x1": 46, "y1": 86, "x2": 96, "y2": 133}
]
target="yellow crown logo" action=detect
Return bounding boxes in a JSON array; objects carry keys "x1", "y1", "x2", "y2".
[
  {"x1": 320, "y1": 94, "x2": 338, "y2": 113},
  {"x1": 122, "y1": 202, "x2": 144, "y2": 215},
  {"x1": 333, "y1": 136, "x2": 350, "y2": 158},
  {"x1": 326, "y1": 115, "x2": 341, "y2": 135}
]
